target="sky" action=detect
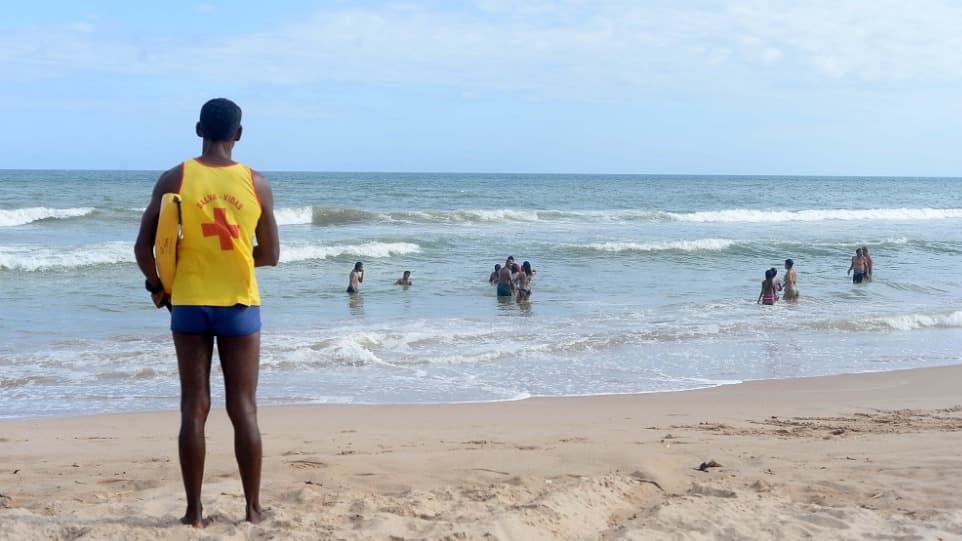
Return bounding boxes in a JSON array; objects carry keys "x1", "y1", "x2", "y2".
[{"x1": 1, "y1": 0, "x2": 961, "y2": 175}]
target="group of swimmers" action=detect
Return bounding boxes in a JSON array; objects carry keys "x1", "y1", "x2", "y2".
[
  {"x1": 345, "y1": 257, "x2": 538, "y2": 298},
  {"x1": 344, "y1": 257, "x2": 534, "y2": 297},
  {"x1": 489, "y1": 255, "x2": 535, "y2": 300},
  {"x1": 347, "y1": 245, "x2": 871, "y2": 306},
  {"x1": 758, "y1": 246, "x2": 874, "y2": 305}
]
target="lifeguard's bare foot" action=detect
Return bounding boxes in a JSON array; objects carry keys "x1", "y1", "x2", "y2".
[
  {"x1": 246, "y1": 504, "x2": 263, "y2": 524},
  {"x1": 181, "y1": 506, "x2": 205, "y2": 528}
]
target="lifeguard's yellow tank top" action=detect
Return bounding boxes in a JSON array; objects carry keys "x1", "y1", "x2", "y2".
[{"x1": 172, "y1": 158, "x2": 262, "y2": 306}]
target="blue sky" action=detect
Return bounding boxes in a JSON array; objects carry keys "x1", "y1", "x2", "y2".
[{"x1": 2, "y1": 0, "x2": 961, "y2": 175}]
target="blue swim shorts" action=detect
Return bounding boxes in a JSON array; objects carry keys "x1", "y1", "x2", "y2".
[{"x1": 170, "y1": 305, "x2": 261, "y2": 337}]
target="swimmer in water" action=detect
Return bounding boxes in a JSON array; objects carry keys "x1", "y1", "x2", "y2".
[{"x1": 758, "y1": 268, "x2": 779, "y2": 305}]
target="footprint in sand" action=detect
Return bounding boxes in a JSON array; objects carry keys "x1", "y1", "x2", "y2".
[
  {"x1": 282, "y1": 449, "x2": 317, "y2": 456},
  {"x1": 287, "y1": 460, "x2": 327, "y2": 470}
]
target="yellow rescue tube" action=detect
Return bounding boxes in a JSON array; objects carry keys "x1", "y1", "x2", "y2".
[{"x1": 154, "y1": 193, "x2": 182, "y2": 295}]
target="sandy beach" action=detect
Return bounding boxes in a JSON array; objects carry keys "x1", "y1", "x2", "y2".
[{"x1": 2, "y1": 365, "x2": 962, "y2": 540}]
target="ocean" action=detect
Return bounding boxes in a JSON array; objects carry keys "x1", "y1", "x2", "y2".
[{"x1": 2, "y1": 170, "x2": 961, "y2": 419}]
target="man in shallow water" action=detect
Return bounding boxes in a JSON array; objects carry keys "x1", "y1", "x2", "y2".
[
  {"x1": 847, "y1": 248, "x2": 866, "y2": 284},
  {"x1": 395, "y1": 270, "x2": 413, "y2": 286},
  {"x1": 862, "y1": 246, "x2": 874, "y2": 281},
  {"x1": 496, "y1": 256, "x2": 515, "y2": 297},
  {"x1": 134, "y1": 98, "x2": 279, "y2": 528},
  {"x1": 348, "y1": 261, "x2": 364, "y2": 293}
]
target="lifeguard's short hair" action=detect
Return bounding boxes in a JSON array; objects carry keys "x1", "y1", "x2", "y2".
[{"x1": 199, "y1": 98, "x2": 242, "y2": 142}]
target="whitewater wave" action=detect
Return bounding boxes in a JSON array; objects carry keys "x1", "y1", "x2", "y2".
[
  {"x1": 0, "y1": 241, "x2": 132, "y2": 271},
  {"x1": 561, "y1": 236, "x2": 932, "y2": 257},
  {"x1": 667, "y1": 208, "x2": 962, "y2": 223},
  {"x1": 5, "y1": 205, "x2": 961, "y2": 229},
  {"x1": 301, "y1": 207, "x2": 544, "y2": 226},
  {"x1": 274, "y1": 206, "x2": 962, "y2": 227},
  {"x1": 281, "y1": 241, "x2": 421, "y2": 263},
  {"x1": 259, "y1": 324, "x2": 495, "y2": 368},
  {"x1": 861, "y1": 311, "x2": 962, "y2": 331},
  {"x1": 0, "y1": 207, "x2": 95, "y2": 227},
  {"x1": 274, "y1": 206, "x2": 314, "y2": 226},
  {"x1": 1, "y1": 237, "x2": 421, "y2": 270},
  {"x1": 573, "y1": 239, "x2": 738, "y2": 253},
  {"x1": 411, "y1": 209, "x2": 543, "y2": 223},
  {"x1": 812, "y1": 311, "x2": 962, "y2": 332}
]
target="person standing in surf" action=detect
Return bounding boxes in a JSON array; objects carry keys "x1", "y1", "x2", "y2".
[
  {"x1": 489, "y1": 263, "x2": 502, "y2": 284},
  {"x1": 134, "y1": 98, "x2": 279, "y2": 528},
  {"x1": 862, "y1": 246, "x2": 874, "y2": 281},
  {"x1": 516, "y1": 261, "x2": 534, "y2": 300},
  {"x1": 847, "y1": 248, "x2": 867, "y2": 284},
  {"x1": 758, "y1": 268, "x2": 779, "y2": 305},
  {"x1": 496, "y1": 256, "x2": 515, "y2": 297},
  {"x1": 348, "y1": 261, "x2": 364, "y2": 293},
  {"x1": 782, "y1": 259, "x2": 799, "y2": 301}
]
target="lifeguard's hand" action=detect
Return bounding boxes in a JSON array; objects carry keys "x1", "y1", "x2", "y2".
[{"x1": 151, "y1": 290, "x2": 168, "y2": 309}]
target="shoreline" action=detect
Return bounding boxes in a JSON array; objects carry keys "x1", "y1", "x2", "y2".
[
  {"x1": 8, "y1": 360, "x2": 960, "y2": 423},
  {"x1": 2, "y1": 364, "x2": 962, "y2": 539}
]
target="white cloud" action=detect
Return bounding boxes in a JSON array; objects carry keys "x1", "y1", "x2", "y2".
[
  {"x1": 727, "y1": 0, "x2": 962, "y2": 81},
  {"x1": 193, "y1": 4, "x2": 217, "y2": 15},
  {"x1": 2, "y1": 1, "x2": 961, "y2": 98},
  {"x1": 760, "y1": 48, "x2": 783, "y2": 65},
  {"x1": 67, "y1": 22, "x2": 96, "y2": 33}
]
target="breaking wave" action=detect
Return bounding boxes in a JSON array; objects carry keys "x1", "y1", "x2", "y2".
[
  {"x1": 272, "y1": 206, "x2": 962, "y2": 226},
  {"x1": 281, "y1": 241, "x2": 421, "y2": 263},
  {"x1": 570, "y1": 239, "x2": 739, "y2": 253},
  {"x1": 813, "y1": 311, "x2": 962, "y2": 332},
  {"x1": 667, "y1": 208, "x2": 962, "y2": 223},
  {"x1": 0, "y1": 207, "x2": 94, "y2": 227},
  {"x1": 0, "y1": 241, "x2": 132, "y2": 271}
]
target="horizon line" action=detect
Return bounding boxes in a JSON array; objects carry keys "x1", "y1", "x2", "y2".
[{"x1": 0, "y1": 167, "x2": 960, "y2": 179}]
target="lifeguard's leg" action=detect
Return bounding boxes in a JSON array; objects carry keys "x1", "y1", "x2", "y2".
[
  {"x1": 173, "y1": 332, "x2": 214, "y2": 528},
  {"x1": 218, "y1": 332, "x2": 263, "y2": 523}
]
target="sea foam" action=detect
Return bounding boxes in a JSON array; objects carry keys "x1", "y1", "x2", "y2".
[
  {"x1": 281, "y1": 241, "x2": 421, "y2": 263},
  {"x1": 0, "y1": 241, "x2": 132, "y2": 271},
  {"x1": 575, "y1": 239, "x2": 738, "y2": 253},
  {"x1": 867, "y1": 311, "x2": 962, "y2": 331},
  {"x1": 812, "y1": 311, "x2": 962, "y2": 332},
  {"x1": 273, "y1": 206, "x2": 962, "y2": 226},
  {"x1": 275, "y1": 206, "x2": 314, "y2": 226},
  {"x1": 0, "y1": 207, "x2": 94, "y2": 227},
  {"x1": 667, "y1": 208, "x2": 962, "y2": 223}
]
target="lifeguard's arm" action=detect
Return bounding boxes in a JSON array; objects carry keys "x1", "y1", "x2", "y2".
[
  {"x1": 847, "y1": 258, "x2": 854, "y2": 275},
  {"x1": 252, "y1": 171, "x2": 280, "y2": 267},
  {"x1": 134, "y1": 166, "x2": 183, "y2": 305}
]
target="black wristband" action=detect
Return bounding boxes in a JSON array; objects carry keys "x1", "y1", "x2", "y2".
[{"x1": 145, "y1": 280, "x2": 163, "y2": 294}]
